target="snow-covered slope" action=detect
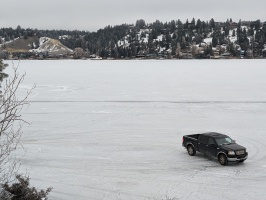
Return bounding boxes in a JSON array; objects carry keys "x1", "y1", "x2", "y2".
[{"x1": 30, "y1": 37, "x2": 73, "y2": 54}]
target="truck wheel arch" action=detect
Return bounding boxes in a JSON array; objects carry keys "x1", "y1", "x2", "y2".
[
  {"x1": 218, "y1": 152, "x2": 228, "y2": 166},
  {"x1": 187, "y1": 144, "x2": 196, "y2": 156}
]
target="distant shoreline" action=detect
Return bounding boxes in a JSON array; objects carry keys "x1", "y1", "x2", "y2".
[{"x1": 4, "y1": 57, "x2": 265, "y2": 61}]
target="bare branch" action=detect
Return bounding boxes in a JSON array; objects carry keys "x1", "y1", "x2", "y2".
[{"x1": 0, "y1": 59, "x2": 34, "y2": 183}]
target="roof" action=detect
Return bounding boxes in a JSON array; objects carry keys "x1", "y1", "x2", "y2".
[{"x1": 202, "y1": 132, "x2": 228, "y2": 138}]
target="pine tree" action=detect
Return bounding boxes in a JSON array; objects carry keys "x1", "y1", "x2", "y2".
[
  {"x1": 254, "y1": 20, "x2": 261, "y2": 30},
  {"x1": 170, "y1": 20, "x2": 176, "y2": 32},
  {"x1": 210, "y1": 18, "x2": 215, "y2": 30},
  {"x1": 196, "y1": 19, "x2": 202, "y2": 32},
  {"x1": 0, "y1": 59, "x2": 8, "y2": 85},
  {"x1": 212, "y1": 36, "x2": 218, "y2": 47},
  {"x1": 191, "y1": 18, "x2": 195, "y2": 30},
  {"x1": 136, "y1": 19, "x2": 146, "y2": 31}
]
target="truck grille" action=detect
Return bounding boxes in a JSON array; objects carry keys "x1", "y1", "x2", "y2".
[{"x1": 236, "y1": 150, "x2": 245, "y2": 155}]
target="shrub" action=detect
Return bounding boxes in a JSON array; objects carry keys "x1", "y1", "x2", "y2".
[
  {"x1": 2, "y1": 174, "x2": 52, "y2": 200},
  {"x1": 0, "y1": 187, "x2": 13, "y2": 200}
]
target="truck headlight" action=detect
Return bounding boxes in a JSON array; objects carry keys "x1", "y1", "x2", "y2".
[{"x1": 228, "y1": 150, "x2": 235, "y2": 156}]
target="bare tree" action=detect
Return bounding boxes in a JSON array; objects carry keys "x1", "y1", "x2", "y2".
[
  {"x1": 0, "y1": 59, "x2": 34, "y2": 183},
  {"x1": 73, "y1": 47, "x2": 84, "y2": 59}
]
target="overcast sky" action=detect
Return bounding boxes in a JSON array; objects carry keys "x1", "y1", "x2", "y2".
[{"x1": 1, "y1": 0, "x2": 265, "y2": 32}]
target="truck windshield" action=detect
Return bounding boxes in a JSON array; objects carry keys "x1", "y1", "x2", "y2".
[{"x1": 215, "y1": 137, "x2": 234, "y2": 146}]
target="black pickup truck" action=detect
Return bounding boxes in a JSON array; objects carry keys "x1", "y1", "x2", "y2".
[{"x1": 182, "y1": 132, "x2": 248, "y2": 165}]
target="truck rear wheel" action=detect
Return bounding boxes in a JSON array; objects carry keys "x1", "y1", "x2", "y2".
[
  {"x1": 218, "y1": 154, "x2": 228, "y2": 166},
  {"x1": 187, "y1": 145, "x2": 196, "y2": 156}
]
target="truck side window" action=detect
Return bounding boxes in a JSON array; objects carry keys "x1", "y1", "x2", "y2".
[{"x1": 208, "y1": 138, "x2": 216, "y2": 146}]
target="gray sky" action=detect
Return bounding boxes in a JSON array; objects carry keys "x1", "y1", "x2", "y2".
[{"x1": 1, "y1": 0, "x2": 265, "y2": 32}]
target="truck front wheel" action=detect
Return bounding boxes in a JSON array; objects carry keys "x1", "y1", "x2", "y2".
[
  {"x1": 187, "y1": 145, "x2": 196, "y2": 156},
  {"x1": 218, "y1": 154, "x2": 228, "y2": 166}
]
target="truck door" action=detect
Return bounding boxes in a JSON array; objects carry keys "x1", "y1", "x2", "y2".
[
  {"x1": 206, "y1": 137, "x2": 218, "y2": 157},
  {"x1": 198, "y1": 135, "x2": 209, "y2": 153}
]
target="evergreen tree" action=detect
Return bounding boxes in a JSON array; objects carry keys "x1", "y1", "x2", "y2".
[
  {"x1": 232, "y1": 30, "x2": 236, "y2": 37},
  {"x1": 185, "y1": 19, "x2": 189, "y2": 30},
  {"x1": 196, "y1": 19, "x2": 202, "y2": 32},
  {"x1": 210, "y1": 18, "x2": 215, "y2": 30},
  {"x1": 204, "y1": 43, "x2": 213, "y2": 56},
  {"x1": 181, "y1": 36, "x2": 186, "y2": 49},
  {"x1": 170, "y1": 20, "x2": 176, "y2": 32},
  {"x1": 254, "y1": 20, "x2": 261, "y2": 30},
  {"x1": 136, "y1": 19, "x2": 146, "y2": 31},
  {"x1": 177, "y1": 19, "x2": 183, "y2": 30},
  {"x1": 224, "y1": 26, "x2": 229, "y2": 37},
  {"x1": 0, "y1": 59, "x2": 8, "y2": 84},
  {"x1": 248, "y1": 28, "x2": 254, "y2": 36},
  {"x1": 23, "y1": 31, "x2": 28, "y2": 39},
  {"x1": 165, "y1": 32, "x2": 172, "y2": 44},
  {"x1": 191, "y1": 18, "x2": 195, "y2": 30},
  {"x1": 212, "y1": 35, "x2": 218, "y2": 47}
]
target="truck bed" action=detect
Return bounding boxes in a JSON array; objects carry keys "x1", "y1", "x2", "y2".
[{"x1": 185, "y1": 134, "x2": 200, "y2": 140}]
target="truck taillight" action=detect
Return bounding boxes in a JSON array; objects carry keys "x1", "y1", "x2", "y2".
[{"x1": 182, "y1": 137, "x2": 184, "y2": 143}]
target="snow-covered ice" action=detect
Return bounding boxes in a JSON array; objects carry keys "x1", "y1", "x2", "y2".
[{"x1": 5, "y1": 59, "x2": 266, "y2": 200}]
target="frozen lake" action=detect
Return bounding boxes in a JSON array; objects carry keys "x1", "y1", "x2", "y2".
[{"x1": 5, "y1": 59, "x2": 266, "y2": 200}]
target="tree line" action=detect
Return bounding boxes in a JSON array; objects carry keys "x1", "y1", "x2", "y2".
[{"x1": 1, "y1": 18, "x2": 266, "y2": 58}]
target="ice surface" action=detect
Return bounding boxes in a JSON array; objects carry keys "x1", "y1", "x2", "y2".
[{"x1": 5, "y1": 59, "x2": 266, "y2": 200}]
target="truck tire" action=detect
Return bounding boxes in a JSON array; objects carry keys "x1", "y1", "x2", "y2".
[
  {"x1": 218, "y1": 154, "x2": 228, "y2": 166},
  {"x1": 187, "y1": 145, "x2": 196, "y2": 156}
]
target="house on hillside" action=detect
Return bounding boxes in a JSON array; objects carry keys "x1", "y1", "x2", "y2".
[
  {"x1": 210, "y1": 50, "x2": 220, "y2": 59},
  {"x1": 180, "y1": 52, "x2": 193, "y2": 59},
  {"x1": 221, "y1": 52, "x2": 231, "y2": 59},
  {"x1": 229, "y1": 22, "x2": 238, "y2": 29},
  {"x1": 241, "y1": 21, "x2": 251, "y2": 27},
  {"x1": 136, "y1": 50, "x2": 146, "y2": 58},
  {"x1": 215, "y1": 22, "x2": 225, "y2": 27},
  {"x1": 180, "y1": 47, "x2": 193, "y2": 59},
  {"x1": 160, "y1": 29, "x2": 167, "y2": 34}
]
